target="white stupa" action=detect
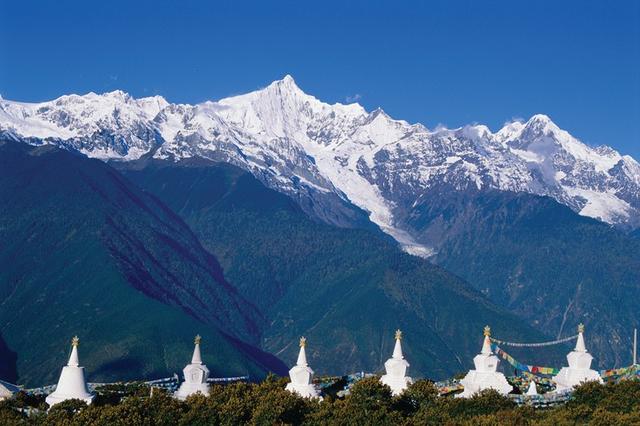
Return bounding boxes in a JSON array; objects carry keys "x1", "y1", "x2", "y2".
[
  {"x1": 0, "y1": 380, "x2": 20, "y2": 401},
  {"x1": 46, "y1": 336, "x2": 95, "y2": 407},
  {"x1": 380, "y1": 329, "x2": 413, "y2": 395},
  {"x1": 458, "y1": 326, "x2": 513, "y2": 398},
  {"x1": 285, "y1": 337, "x2": 321, "y2": 399},
  {"x1": 553, "y1": 324, "x2": 603, "y2": 392},
  {"x1": 526, "y1": 380, "x2": 538, "y2": 396},
  {"x1": 174, "y1": 335, "x2": 211, "y2": 400}
]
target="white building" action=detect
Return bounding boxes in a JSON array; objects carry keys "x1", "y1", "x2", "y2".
[
  {"x1": 285, "y1": 337, "x2": 321, "y2": 399},
  {"x1": 174, "y1": 335, "x2": 211, "y2": 400},
  {"x1": 526, "y1": 380, "x2": 538, "y2": 396},
  {"x1": 553, "y1": 324, "x2": 603, "y2": 392},
  {"x1": 46, "y1": 336, "x2": 95, "y2": 407},
  {"x1": 0, "y1": 380, "x2": 19, "y2": 401},
  {"x1": 458, "y1": 326, "x2": 513, "y2": 398},
  {"x1": 380, "y1": 329, "x2": 413, "y2": 395}
]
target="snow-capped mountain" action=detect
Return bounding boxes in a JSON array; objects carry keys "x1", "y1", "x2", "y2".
[
  {"x1": 0, "y1": 90, "x2": 166, "y2": 160},
  {"x1": 2, "y1": 76, "x2": 639, "y2": 254}
]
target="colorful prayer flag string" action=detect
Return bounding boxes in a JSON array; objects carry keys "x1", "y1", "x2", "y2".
[
  {"x1": 490, "y1": 335, "x2": 578, "y2": 348},
  {"x1": 491, "y1": 343, "x2": 561, "y2": 375}
]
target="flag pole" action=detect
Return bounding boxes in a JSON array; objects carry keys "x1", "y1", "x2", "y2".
[{"x1": 634, "y1": 328, "x2": 637, "y2": 366}]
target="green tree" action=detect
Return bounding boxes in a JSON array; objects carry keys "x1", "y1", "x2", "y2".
[
  {"x1": 305, "y1": 377, "x2": 402, "y2": 426},
  {"x1": 0, "y1": 400, "x2": 28, "y2": 425},
  {"x1": 179, "y1": 393, "x2": 219, "y2": 425},
  {"x1": 250, "y1": 386, "x2": 310, "y2": 425},
  {"x1": 43, "y1": 399, "x2": 88, "y2": 425},
  {"x1": 444, "y1": 389, "x2": 515, "y2": 419},
  {"x1": 393, "y1": 379, "x2": 438, "y2": 416},
  {"x1": 214, "y1": 382, "x2": 256, "y2": 425}
]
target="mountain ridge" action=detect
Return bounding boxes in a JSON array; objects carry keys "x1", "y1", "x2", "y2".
[
  {"x1": 397, "y1": 183, "x2": 640, "y2": 367},
  {"x1": 0, "y1": 140, "x2": 286, "y2": 386},
  {"x1": 2, "y1": 76, "x2": 639, "y2": 256}
]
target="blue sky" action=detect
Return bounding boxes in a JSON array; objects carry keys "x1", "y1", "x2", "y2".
[{"x1": 1, "y1": 0, "x2": 639, "y2": 156}]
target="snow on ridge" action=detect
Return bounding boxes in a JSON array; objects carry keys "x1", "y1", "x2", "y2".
[
  {"x1": 1, "y1": 76, "x2": 639, "y2": 248},
  {"x1": 565, "y1": 187, "x2": 633, "y2": 223}
]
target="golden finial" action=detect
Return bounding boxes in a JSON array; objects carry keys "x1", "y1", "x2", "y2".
[
  {"x1": 299, "y1": 336, "x2": 307, "y2": 347},
  {"x1": 395, "y1": 329, "x2": 403, "y2": 341},
  {"x1": 71, "y1": 336, "x2": 80, "y2": 347},
  {"x1": 194, "y1": 334, "x2": 202, "y2": 345},
  {"x1": 578, "y1": 323, "x2": 585, "y2": 333},
  {"x1": 483, "y1": 325, "x2": 491, "y2": 337}
]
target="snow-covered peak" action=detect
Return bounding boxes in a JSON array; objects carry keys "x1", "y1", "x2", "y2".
[
  {"x1": 506, "y1": 114, "x2": 558, "y2": 138},
  {"x1": 527, "y1": 113, "x2": 554, "y2": 125},
  {"x1": 461, "y1": 124, "x2": 493, "y2": 141},
  {"x1": 0, "y1": 91, "x2": 164, "y2": 159},
  {"x1": 220, "y1": 75, "x2": 310, "y2": 107},
  {"x1": 216, "y1": 75, "x2": 367, "y2": 142},
  {"x1": 217, "y1": 76, "x2": 313, "y2": 137},
  {"x1": 102, "y1": 89, "x2": 132, "y2": 101},
  {"x1": 263, "y1": 74, "x2": 309, "y2": 103},
  {"x1": 501, "y1": 113, "x2": 624, "y2": 175},
  {"x1": 219, "y1": 75, "x2": 366, "y2": 119},
  {"x1": 271, "y1": 74, "x2": 299, "y2": 90},
  {"x1": 136, "y1": 95, "x2": 170, "y2": 118},
  {"x1": 495, "y1": 120, "x2": 525, "y2": 142}
]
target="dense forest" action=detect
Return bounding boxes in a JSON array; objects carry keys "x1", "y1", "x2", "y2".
[{"x1": 1, "y1": 376, "x2": 638, "y2": 425}]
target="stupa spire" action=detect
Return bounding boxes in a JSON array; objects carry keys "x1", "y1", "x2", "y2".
[
  {"x1": 68, "y1": 336, "x2": 80, "y2": 367},
  {"x1": 296, "y1": 336, "x2": 308, "y2": 366},
  {"x1": 481, "y1": 325, "x2": 492, "y2": 355},
  {"x1": 392, "y1": 329, "x2": 404, "y2": 359},
  {"x1": 574, "y1": 323, "x2": 587, "y2": 352},
  {"x1": 191, "y1": 335, "x2": 203, "y2": 364}
]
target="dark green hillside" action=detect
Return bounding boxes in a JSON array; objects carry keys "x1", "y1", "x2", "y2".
[
  {"x1": 400, "y1": 186, "x2": 640, "y2": 368},
  {"x1": 0, "y1": 141, "x2": 285, "y2": 386},
  {"x1": 121, "y1": 160, "x2": 564, "y2": 379}
]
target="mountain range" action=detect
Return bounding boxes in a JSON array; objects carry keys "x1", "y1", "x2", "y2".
[
  {"x1": 0, "y1": 76, "x2": 638, "y2": 385},
  {"x1": 2, "y1": 75, "x2": 639, "y2": 253}
]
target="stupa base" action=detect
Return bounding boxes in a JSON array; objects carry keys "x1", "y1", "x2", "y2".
[
  {"x1": 46, "y1": 392, "x2": 95, "y2": 407},
  {"x1": 174, "y1": 383, "x2": 211, "y2": 400},
  {"x1": 285, "y1": 383, "x2": 321, "y2": 399},
  {"x1": 457, "y1": 370, "x2": 512, "y2": 398},
  {"x1": 380, "y1": 374, "x2": 412, "y2": 395},
  {"x1": 553, "y1": 367, "x2": 602, "y2": 392}
]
